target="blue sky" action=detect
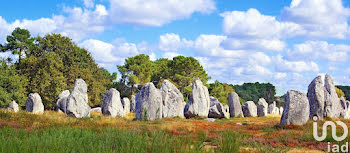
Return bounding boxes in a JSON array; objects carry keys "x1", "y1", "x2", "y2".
[{"x1": 1, "y1": 0, "x2": 350, "y2": 96}]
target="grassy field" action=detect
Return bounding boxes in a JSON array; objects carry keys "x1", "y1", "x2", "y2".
[{"x1": 0, "y1": 110, "x2": 346, "y2": 153}]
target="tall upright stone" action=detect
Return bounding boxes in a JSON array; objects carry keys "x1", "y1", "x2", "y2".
[
  {"x1": 135, "y1": 83, "x2": 163, "y2": 120},
  {"x1": 324, "y1": 74, "x2": 342, "y2": 118},
  {"x1": 279, "y1": 107, "x2": 283, "y2": 114},
  {"x1": 25, "y1": 93, "x2": 44, "y2": 114},
  {"x1": 257, "y1": 98, "x2": 268, "y2": 117},
  {"x1": 340, "y1": 97, "x2": 350, "y2": 119},
  {"x1": 102, "y1": 88, "x2": 125, "y2": 117},
  {"x1": 184, "y1": 79, "x2": 210, "y2": 118},
  {"x1": 268, "y1": 101, "x2": 279, "y2": 115},
  {"x1": 280, "y1": 90, "x2": 309, "y2": 125},
  {"x1": 228, "y1": 92, "x2": 244, "y2": 117},
  {"x1": 122, "y1": 97, "x2": 131, "y2": 114},
  {"x1": 161, "y1": 80, "x2": 184, "y2": 118},
  {"x1": 242, "y1": 101, "x2": 257, "y2": 117},
  {"x1": 8, "y1": 101, "x2": 19, "y2": 112},
  {"x1": 130, "y1": 95, "x2": 136, "y2": 112},
  {"x1": 56, "y1": 90, "x2": 70, "y2": 113},
  {"x1": 308, "y1": 74, "x2": 342, "y2": 120},
  {"x1": 66, "y1": 79, "x2": 91, "y2": 118}
]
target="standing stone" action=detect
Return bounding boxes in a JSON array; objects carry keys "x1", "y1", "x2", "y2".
[
  {"x1": 274, "y1": 107, "x2": 280, "y2": 115},
  {"x1": 8, "y1": 101, "x2": 19, "y2": 112},
  {"x1": 307, "y1": 76, "x2": 325, "y2": 120},
  {"x1": 25, "y1": 93, "x2": 44, "y2": 114},
  {"x1": 135, "y1": 83, "x2": 163, "y2": 120},
  {"x1": 130, "y1": 95, "x2": 136, "y2": 112},
  {"x1": 268, "y1": 101, "x2": 276, "y2": 114},
  {"x1": 324, "y1": 74, "x2": 342, "y2": 118},
  {"x1": 340, "y1": 97, "x2": 350, "y2": 119},
  {"x1": 279, "y1": 107, "x2": 283, "y2": 114},
  {"x1": 228, "y1": 92, "x2": 244, "y2": 117},
  {"x1": 223, "y1": 105, "x2": 230, "y2": 119},
  {"x1": 242, "y1": 101, "x2": 257, "y2": 117},
  {"x1": 122, "y1": 97, "x2": 131, "y2": 114},
  {"x1": 102, "y1": 88, "x2": 125, "y2": 117},
  {"x1": 56, "y1": 90, "x2": 70, "y2": 113},
  {"x1": 208, "y1": 97, "x2": 228, "y2": 119},
  {"x1": 257, "y1": 98, "x2": 268, "y2": 117},
  {"x1": 66, "y1": 79, "x2": 91, "y2": 118},
  {"x1": 161, "y1": 80, "x2": 184, "y2": 118},
  {"x1": 280, "y1": 90, "x2": 309, "y2": 125},
  {"x1": 184, "y1": 79, "x2": 210, "y2": 118},
  {"x1": 91, "y1": 107, "x2": 102, "y2": 113}
]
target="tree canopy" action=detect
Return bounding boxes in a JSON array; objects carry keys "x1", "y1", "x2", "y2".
[{"x1": 233, "y1": 82, "x2": 276, "y2": 104}]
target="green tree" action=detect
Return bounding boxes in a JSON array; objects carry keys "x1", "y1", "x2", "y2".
[
  {"x1": 233, "y1": 82, "x2": 276, "y2": 104},
  {"x1": 209, "y1": 81, "x2": 235, "y2": 105},
  {"x1": 0, "y1": 28, "x2": 34, "y2": 63},
  {"x1": 0, "y1": 59, "x2": 27, "y2": 107},
  {"x1": 336, "y1": 85, "x2": 350, "y2": 100},
  {"x1": 168, "y1": 56, "x2": 209, "y2": 99},
  {"x1": 151, "y1": 58, "x2": 171, "y2": 88},
  {"x1": 117, "y1": 54, "x2": 154, "y2": 95}
]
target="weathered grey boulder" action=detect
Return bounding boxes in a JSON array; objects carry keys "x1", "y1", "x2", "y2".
[
  {"x1": 268, "y1": 101, "x2": 279, "y2": 115},
  {"x1": 280, "y1": 90, "x2": 309, "y2": 125},
  {"x1": 208, "y1": 97, "x2": 228, "y2": 119},
  {"x1": 130, "y1": 95, "x2": 136, "y2": 112},
  {"x1": 161, "y1": 80, "x2": 184, "y2": 118},
  {"x1": 340, "y1": 97, "x2": 350, "y2": 119},
  {"x1": 242, "y1": 101, "x2": 257, "y2": 117},
  {"x1": 279, "y1": 107, "x2": 283, "y2": 114},
  {"x1": 184, "y1": 79, "x2": 210, "y2": 118},
  {"x1": 257, "y1": 98, "x2": 268, "y2": 117},
  {"x1": 274, "y1": 107, "x2": 280, "y2": 115},
  {"x1": 66, "y1": 79, "x2": 91, "y2": 118},
  {"x1": 135, "y1": 82, "x2": 163, "y2": 120},
  {"x1": 56, "y1": 90, "x2": 70, "y2": 113},
  {"x1": 8, "y1": 101, "x2": 19, "y2": 112},
  {"x1": 122, "y1": 97, "x2": 130, "y2": 114},
  {"x1": 324, "y1": 74, "x2": 342, "y2": 118},
  {"x1": 308, "y1": 74, "x2": 342, "y2": 120},
  {"x1": 25, "y1": 93, "x2": 44, "y2": 114},
  {"x1": 307, "y1": 75, "x2": 325, "y2": 120},
  {"x1": 91, "y1": 107, "x2": 101, "y2": 113},
  {"x1": 228, "y1": 92, "x2": 244, "y2": 117},
  {"x1": 223, "y1": 105, "x2": 230, "y2": 119},
  {"x1": 102, "y1": 88, "x2": 125, "y2": 117}
]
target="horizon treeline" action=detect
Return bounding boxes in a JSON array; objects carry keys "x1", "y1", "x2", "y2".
[{"x1": 0, "y1": 27, "x2": 294, "y2": 109}]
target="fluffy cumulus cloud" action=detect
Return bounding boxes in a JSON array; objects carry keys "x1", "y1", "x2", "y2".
[
  {"x1": 158, "y1": 33, "x2": 193, "y2": 52},
  {"x1": 281, "y1": 0, "x2": 350, "y2": 39},
  {"x1": 0, "y1": 4, "x2": 108, "y2": 43},
  {"x1": 220, "y1": 9, "x2": 305, "y2": 39},
  {"x1": 274, "y1": 55, "x2": 319, "y2": 73},
  {"x1": 109, "y1": 0, "x2": 216, "y2": 26},
  {"x1": 286, "y1": 41, "x2": 350, "y2": 62}
]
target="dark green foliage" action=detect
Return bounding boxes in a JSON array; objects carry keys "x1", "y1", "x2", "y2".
[
  {"x1": 0, "y1": 60, "x2": 27, "y2": 107},
  {"x1": 1, "y1": 28, "x2": 111, "y2": 108},
  {"x1": 233, "y1": 82, "x2": 276, "y2": 104},
  {"x1": 336, "y1": 85, "x2": 350, "y2": 100},
  {"x1": 209, "y1": 81, "x2": 235, "y2": 105}
]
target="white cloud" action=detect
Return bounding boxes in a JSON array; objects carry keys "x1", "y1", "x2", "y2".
[
  {"x1": 220, "y1": 8, "x2": 305, "y2": 39},
  {"x1": 163, "y1": 52, "x2": 181, "y2": 59},
  {"x1": 221, "y1": 38, "x2": 286, "y2": 51},
  {"x1": 286, "y1": 41, "x2": 350, "y2": 62},
  {"x1": 158, "y1": 33, "x2": 193, "y2": 52},
  {"x1": 274, "y1": 72, "x2": 287, "y2": 80},
  {"x1": 109, "y1": 0, "x2": 216, "y2": 26},
  {"x1": 274, "y1": 54, "x2": 319, "y2": 73},
  {"x1": 80, "y1": 39, "x2": 119, "y2": 63},
  {"x1": 281, "y1": 0, "x2": 350, "y2": 39},
  {"x1": 83, "y1": 0, "x2": 94, "y2": 8}
]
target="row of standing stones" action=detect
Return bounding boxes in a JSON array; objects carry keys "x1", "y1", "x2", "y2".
[
  {"x1": 7, "y1": 74, "x2": 344, "y2": 125},
  {"x1": 6, "y1": 78, "x2": 283, "y2": 121}
]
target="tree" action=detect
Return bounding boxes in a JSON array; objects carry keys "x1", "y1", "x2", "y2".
[
  {"x1": 168, "y1": 56, "x2": 209, "y2": 99},
  {"x1": 0, "y1": 28, "x2": 34, "y2": 63},
  {"x1": 209, "y1": 81, "x2": 235, "y2": 105},
  {"x1": 335, "y1": 87, "x2": 345, "y2": 98},
  {"x1": 0, "y1": 59, "x2": 27, "y2": 107},
  {"x1": 117, "y1": 54, "x2": 154, "y2": 95},
  {"x1": 336, "y1": 85, "x2": 350, "y2": 100},
  {"x1": 233, "y1": 82, "x2": 276, "y2": 104},
  {"x1": 151, "y1": 58, "x2": 171, "y2": 88}
]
